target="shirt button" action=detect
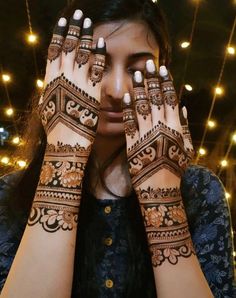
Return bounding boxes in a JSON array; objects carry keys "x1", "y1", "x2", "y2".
[
  {"x1": 104, "y1": 206, "x2": 112, "y2": 214},
  {"x1": 104, "y1": 237, "x2": 113, "y2": 246},
  {"x1": 105, "y1": 279, "x2": 114, "y2": 288}
]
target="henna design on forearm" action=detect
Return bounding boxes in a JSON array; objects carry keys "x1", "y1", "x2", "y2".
[
  {"x1": 28, "y1": 143, "x2": 90, "y2": 232},
  {"x1": 128, "y1": 121, "x2": 191, "y2": 187},
  {"x1": 137, "y1": 187, "x2": 195, "y2": 266},
  {"x1": 39, "y1": 75, "x2": 99, "y2": 142}
]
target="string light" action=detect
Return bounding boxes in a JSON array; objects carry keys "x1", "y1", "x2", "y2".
[
  {"x1": 220, "y1": 159, "x2": 228, "y2": 167},
  {"x1": 12, "y1": 136, "x2": 20, "y2": 145},
  {"x1": 2, "y1": 74, "x2": 11, "y2": 83},
  {"x1": 5, "y1": 108, "x2": 14, "y2": 117},
  {"x1": 207, "y1": 120, "x2": 217, "y2": 129},
  {"x1": 185, "y1": 84, "x2": 193, "y2": 91},
  {"x1": 232, "y1": 133, "x2": 236, "y2": 143},
  {"x1": 227, "y1": 46, "x2": 235, "y2": 55},
  {"x1": 225, "y1": 192, "x2": 231, "y2": 200},
  {"x1": 215, "y1": 86, "x2": 224, "y2": 95},
  {"x1": 1, "y1": 157, "x2": 10, "y2": 165},
  {"x1": 27, "y1": 33, "x2": 38, "y2": 44},
  {"x1": 16, "y1": 160, "x2": 27, "y2": 168},
  {"x1": 199, "y1": 148, "x2": 207, "y2": 156},
  {"x1": 36, "y1": 79, "x2": 44, "y2": 88},
  {"x1": 181, "y1": 41, "x2": 190, "y2": 48}
]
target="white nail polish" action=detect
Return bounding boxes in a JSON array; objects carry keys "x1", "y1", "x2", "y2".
[
  {"x1": 123, "y1": 93, "x2": 131, "y2": 104},
  {"x1": 97, "y1": 37, "x2": 104, "y2": 48},
  {"x1": 58, "y1": 17, "x2": 67, "y2": 27},
  {"x1": 159, "y1": 65, "x2": 168, "y2": 77},
  {"x1": 182, "y1": 106, "x2": 188, "y2": 119},
  {"x1": 73, "y1": 10, "x2": 83, "y2": 20},
  {"x1": 146, "y1": 60, "x2": 156, "y2": 73},
  {"x1": 135, "y1": 71, "x2": 142, "y2": 83},
  {"x1": 83, "y1": 18, "x2": 92, "y2": 28}
]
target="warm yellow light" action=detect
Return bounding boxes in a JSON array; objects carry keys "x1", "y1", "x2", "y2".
[
  {"x1": 181, "y1": 41, "x2": 190, "y2": 49},
  {"x1": 185, "y1": 84, "x2": 193, "y2": 91},
  {"x1": 2, "y1": 74, "x2": 11, "y2": 82},
  {"x1": 225, "y1": 192, "x2": 231, "y2": 200},
  {"x1": 233, "y1": 251, "x2": 236, "y2": 257},
  {"x1": 17, "y1": 160, "x2": 27, "y2": 168},
  {"x1": 207, "y1": 120, "x2": 216, "y2": 129},
  {"x1": 232, "y1": 133, "x2": 236, "y2": 143},
  {"x1": 151, "y1": 0, "x2": 158, "y2": 2},
  {"x1": 215, "y1": 86, "x2": 224, "y2": 95},
  {"x1": 27, "y1": 33, "x2": 38, "y2": 44},
  {"x1": 199, "y1": 148, "x2": 207, "y2": 156},
  {"x1": 5, "y1": 108, "x2": 14, "y2": 116},
  {"x1": 220, "y1": 159, "x2": 228, "y2": 167},
  {"x1": 36, "y1": 79, "x2": 44, "y2": 88},
  {"x1": 12, "y1": 136, "x2": 20, "y2": 145},
  {"x1": 227, "y1": 46, "x2": 235, "y2": 55},
  {"x1": 1, "y1": 157, "x2": 10, "y2": 165}
]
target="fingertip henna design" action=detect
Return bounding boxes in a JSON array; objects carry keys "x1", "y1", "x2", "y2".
[
  {"x1": 76, "y1": 25, "x2": 93, "y2": 68},
  {"x1": 159, "y1": 67, "x2": 178, "y2": 110},
  {"x1": 48, "y1": 20, "x2": 67, "y2": 62}
]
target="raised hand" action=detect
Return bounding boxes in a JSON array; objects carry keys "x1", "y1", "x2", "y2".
[
  {"x1": 122, "y1": 61, "x2": 195, "y2": 266},
  {"x1": 29, "y1": 11, "x2": 106, "y2": 232}
]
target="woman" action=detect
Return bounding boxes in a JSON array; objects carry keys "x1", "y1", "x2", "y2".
[{"x1": 0, "y1": 0, "x2": 234, "y2": 297}]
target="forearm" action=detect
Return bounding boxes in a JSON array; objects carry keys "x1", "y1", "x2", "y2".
[
  {"x1": 1, "y1": 141, "x2": 85, "y2": 298},
  {"x1": 140, "y1": 174, "x2": 213, "y2": 297}
]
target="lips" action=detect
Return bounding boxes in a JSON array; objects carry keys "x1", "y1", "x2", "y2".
[
  {"x1": 100, "y1": 107, "x2": 124, "y2": 122},
  {"x1": 100, "y1": 107, "x2": 123, "y2": 113}
]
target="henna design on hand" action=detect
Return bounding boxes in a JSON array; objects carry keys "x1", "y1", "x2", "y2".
[
  {"x1": 28, "y1": 143, "x2": 90, "y2": 232},
  {"x1": 39, "y1": 75, "x2": 100, "y2": 142},
  {"x1": 122, "y1": 94, "x2": 138, "y2": 139},
  {"x1": 160, "y1": 68, "x2": 178, "y2": 110},
  {"x1": 48, "y1": 18, "x2": 67, "y2": 62},
  {"x1": 128, "y1": 121, "x2": 191, "y2": 187},
  {"x1": 146, "y1": 71, "x2": 164, "y2": 110},
  {"x1": 62, "y1": 12, "x2": 83, "y2": 54},
  {"x1": 137, "y1": 187, "x2": 195, "y2": 266},
  {"x1": 76, "y1": 22, "x2": 93, "y2": 68},
  {"x1": 90, "y1": 40, "x2": 106, "y2": 86}
]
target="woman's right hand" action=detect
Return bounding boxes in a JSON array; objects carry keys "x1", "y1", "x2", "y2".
[{"x1": 39, "y1": 10, "x2": 106, "y2": 150}]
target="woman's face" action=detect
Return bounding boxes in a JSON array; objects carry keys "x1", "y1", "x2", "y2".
[{"x1": 92, "y1": 20, "x2": 160, "y2": 137}]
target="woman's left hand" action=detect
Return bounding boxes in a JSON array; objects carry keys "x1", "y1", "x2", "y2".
[{"x1": 122, "y1": 61, "x2": 195, "y2": 266}]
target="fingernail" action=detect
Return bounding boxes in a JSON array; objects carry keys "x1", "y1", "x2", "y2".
[
  {"x1": 73, "y1": 9, "x2": 83, "y2": 20},
  {"x1": 58, "y1": 17, "x2": 67, "y2": 27},
  {"x1": 146, "y1": 60, "x2": 156, "y2": 73},
  {"x1": 134, "y1": 71, "x2": 142, "y2": 83},
  {"x1": 97, "y1": 37, "x2": 104, "y2": 48},
  {"x1": 123, "y1": 93, "x2": 131, "y2": 104},
  {"x1": 83, "y1": 18, "x2": 92, "y2": 28},
  {"x1": 159, "y1": 65, "x2": 168, "y2": 77},
  {"x1": 182, "y1": 106, "x2": 188, "y2": 119}
]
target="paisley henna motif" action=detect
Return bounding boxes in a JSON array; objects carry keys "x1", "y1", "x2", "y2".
[
  {"x1": 90, "y1": 54, "x2": 106, "y2": 86},
  {"x1": 146, "y1": 76, "x2": 164, "y2": 109}
]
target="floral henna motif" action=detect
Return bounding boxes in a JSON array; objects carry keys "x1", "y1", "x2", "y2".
[
  {"x1": 48, "y1": 35, "x2": 64, "y2": 62},
  {"x1": 90, "y1": 54, "x2": 106, "y2": 86},
  {"x1": 137, "y1": 187, "x2": 195, "y2": 266},
  {"x1": 39, "y1": 75, "x2": 100, "y2": 142},
  {"x1": 28, "y1": 143, "x2": 90, "y2": 232},
  {"x1": 161, "y1": 80, "x2": 178, "y2": 109},
  {"x1": 146, "y1": 76, "x2": 164, "y2": 110},
  {"x1": 123, "y1": 107, "x2": 138, "y2": 139},
  {"x1": 76, "y1": 37, "x2": 92, "y2": 67},
  {"x1": 128, "y1": 121, "x2": 191, "y2": 186},
  {"x1": 134, "y1": 86, "x2": 151, "y2": 120}
]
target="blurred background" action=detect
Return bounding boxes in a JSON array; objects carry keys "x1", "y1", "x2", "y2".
[{"x1": 0, "y1": 0, "x2": 235, "y2": 261}]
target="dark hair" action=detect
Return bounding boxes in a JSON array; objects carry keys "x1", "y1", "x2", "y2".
[{"x1": 6, "y1": 1, "x2": 171, "y2": 296}]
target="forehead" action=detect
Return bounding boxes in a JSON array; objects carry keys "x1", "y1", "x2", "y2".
[{"x1": 93, "y1": 20, "x2": 159, "y2": 57}]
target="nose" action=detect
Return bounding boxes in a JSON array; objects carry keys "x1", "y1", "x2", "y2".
[{"x1": 101, "y1": 66, "x2": 132, "y2": 106}]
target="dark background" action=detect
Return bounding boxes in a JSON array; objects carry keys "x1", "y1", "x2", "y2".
[{"x1": 0, "y1": 0, "x2": 235, "y2": 247}]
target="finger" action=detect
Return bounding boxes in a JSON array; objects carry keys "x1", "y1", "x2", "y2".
[
  {"x1": 75, "y1": 17, "x2": 93, "y2": 72},
  {"x1": 145, "y1": 59, "x2": 164, "y2": 126},
  {"x1": 159, "y1": 66, "x2": 180, "y2": 129},
  {"x1": 62, "y1": 10, "x2": 83, "y2": 70},
  {"x1": 89, "y1": 37, "x2": 106, "y2": 89},
  {"x1": 45, "y1": 17, "x2": 67, "y2": 84},
  {"x1": 180, "y1": 106, "x2": 195, "y2": 159},
  {"x1": 122, "y1": 93, "x2": 139, "y2": 148},
  {"x1": 133, "y1": 71, "x2": 152, "y2": 138}
]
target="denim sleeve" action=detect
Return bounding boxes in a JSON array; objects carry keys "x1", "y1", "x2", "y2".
[
  {"x1": 0, "y1": 172, "x2": 27, "y2": 292},
  {"x1": 181, "y1": 165, "x2": 235, "y2": 298}
]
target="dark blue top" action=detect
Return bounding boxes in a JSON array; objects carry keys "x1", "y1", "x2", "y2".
[{"x1": 0, "y1": 165, "x2": 235, "y2": 297}]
